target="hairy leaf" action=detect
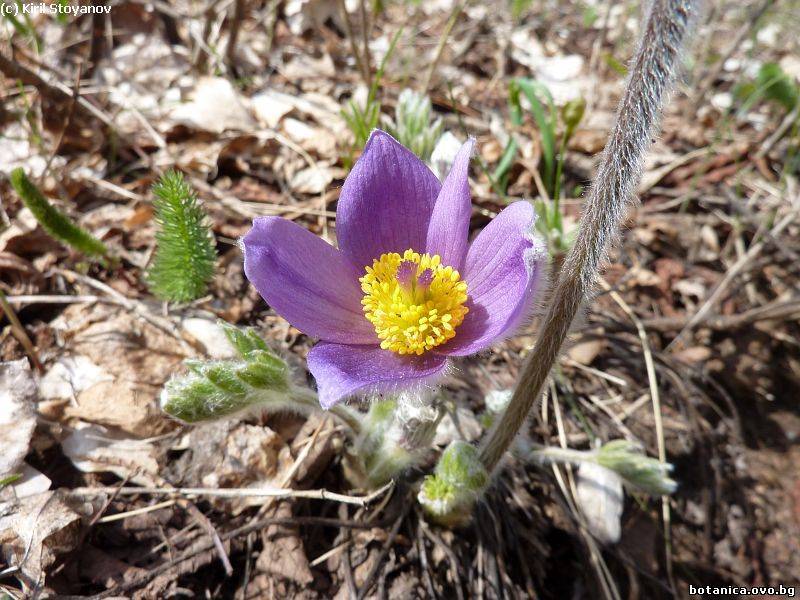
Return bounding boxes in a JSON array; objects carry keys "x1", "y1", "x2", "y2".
[
  {"x1": 10, "y1": 168, "x2": 108, "y2": 259},
  {"x1": 146, "y1": 170, "x2": 217, "y2": 302}
]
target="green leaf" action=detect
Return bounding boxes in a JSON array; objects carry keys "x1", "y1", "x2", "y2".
[
  {"x1": 756, "y1": 63, "x2": 799, "y2": 112},
  {"x1": 491, "y1": 138, "x2": 519, "y2": 190},
  {"x1": 3, "y1": 1, "x2": 42, "y2": 52},
  {"x1": 510, "y1": 0, "x2": 533, "y2": 20},
  {"x1": 603, "y1": 52, "x2": 629, "y2": 76},
  {"x1": 515, "y1": 78, "x2": 557, "y2": 195},
  {"x1": 55, "y1": 0, "x2": 70, "y2": 24},
  {"x1": 561, "y1": 98, "x2": 586, "y2": 140},
  {"x1": 146, "y1": 170, "x2": 217, "y2": 302},
  {"x1": 0, "y1": 473, "x2": 22, "y2": 486},
  {"x1": 220, "y1": 320, "x2": 271, "y2": 356},
  {"x1": 10, "y1": 168, "x2": 109, "y2": 259},
  {"x1": 341, "y1": 28, "x2": 403, "y2": 153}
]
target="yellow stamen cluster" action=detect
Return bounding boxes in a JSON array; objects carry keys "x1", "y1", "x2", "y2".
[{"x1": 360, "y1": 249, "x2": 469, "y2": 355}]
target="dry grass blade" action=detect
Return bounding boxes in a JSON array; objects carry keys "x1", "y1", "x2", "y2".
[
  {"x1": 666, "y1": 205, "x2": 798, "y2": 350},
  {"x1": 601, "y1": 277, "x2": 676, "y2": 593},
  {"x1": 68, "y1": 482, "x2": 395, "y2": 508}
]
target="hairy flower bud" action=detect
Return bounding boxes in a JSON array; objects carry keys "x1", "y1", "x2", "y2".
[
  {"x1": 594, "y1": 440, "x2": 677, "y2": 496},
  {"x1": 161, "y1": 351, "x2": 292, "y2": 423},
  {"x1": 163, "y1": 322, "x2": 324, "y2": 425},
  {"x1": 354, "y1": 400, "x2": 414, "y2": 486},
  {"x1": 418, "y1": 441, "x2": 489, "y2": 526},
  {"x1": 529, "y1": 440, "x2": 677, "y2": 497}
]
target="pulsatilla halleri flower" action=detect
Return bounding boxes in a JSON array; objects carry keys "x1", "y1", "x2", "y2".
[{"x1": 243, "y1": 131, "x2": 546, "y2": 408}]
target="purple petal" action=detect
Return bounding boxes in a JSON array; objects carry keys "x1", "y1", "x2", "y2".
[
  {"x1": 243, "y1": 217, "x2": 377, "y2": 344},
  {"x1": 438, "y1": 201, "x2": 546, "y2": 356},
  {"x1": 336, "y1": 130, "x2": 442, "y2": 269},
  {"x1": 308, "y1": 342, "x2": 448, "y2": 408},
  {"x1": 425, "y1": 138, "x2": 475, "y2": 270}
]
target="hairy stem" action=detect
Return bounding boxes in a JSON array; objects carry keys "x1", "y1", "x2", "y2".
[
  {"x1": 293, "y1": 387, "x2": 364, "y2": 435},
  {"x1": 480, "y1": 0, "x2": 697, "y2": 472}
]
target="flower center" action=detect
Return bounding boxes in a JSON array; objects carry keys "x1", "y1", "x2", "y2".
[{"x1": 360, "y1": 249, "x2": 469, "y2": 356}]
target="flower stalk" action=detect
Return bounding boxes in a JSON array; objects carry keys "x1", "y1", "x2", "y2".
[
  {"x1": 479, "y1": 0, "x2": 697, "y2": 477},
  {"x1": 529, "y1": 440, "x2": 678, "y2": 497}
]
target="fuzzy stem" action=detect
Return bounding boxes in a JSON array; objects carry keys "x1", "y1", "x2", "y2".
[
  {"x1": 293, "y1": 387, "x2": 364, "y2": 435},
  {"x1": 480, "y1": 0, "x2": 697, "y2": 472},
  {"x1": 528, "y1": 443, "x2": 592, "y2": 466}
]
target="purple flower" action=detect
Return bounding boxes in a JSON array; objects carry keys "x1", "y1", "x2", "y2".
[{"x1": 243, "y1": 130, "x2": 546, "y2": 408}]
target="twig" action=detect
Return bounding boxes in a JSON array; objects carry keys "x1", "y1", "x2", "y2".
[
  {"x1": 87, "y1": 0, "x2": 109, "y2": 77},
  {"x1": 356, "y1": 500, "x2": 411, "y2": 600},
  {"x1": 4, "y1": 295, "x2": 106, "y2": 305},
  {"x1": 691, "y1": 0, "x2": 774, "y2": 110},
  {"x1": 53, "y1": 268, "x2": 196, "y2": 354},
  {"x1": 41, "y1": 65, "x2": 82, "y2": 182},
  {"x1": 0, "y1": 290, "x2": 42, "y2": 371},
  {"x1": 596, "y1": 296, "x2": 800, "y2": 333},
  {"x1": 0, "y1": 46, "x2": 130, "y2": 145},
  {"x1": 76, "y1": 514, "x2": 380, "y2": 599},
  {"x1": 262, "y1": 0, "x2": 281, "y2": 56},
  {"x1": 416, "y1": 518, "x2": 438, "y2": 599},
  {"x1": 587, "y1": 0, "x2": 614, "y2": 85},
  {"x1": 181, "y1": 500, "x2": 233, "y2": 576},
  {"x1": 225, "y1": 0, "x2": 246, "y2": 69},
  {"x1": 338, "y1": 0, "x2": 368, "y2": 87},
  {"x1": 548, "y1": 386, "x2": 620, "y2": 600},
  {"x1": 341, "y1": 504, "x2": 358, "y2": 600},
  {"x1": 421, "y1": 522, "x2": 465, "y2": 600},
  {"x1": 68, "y1": 481, "x2": 394, "y2": 508},
  {"x1": 637, "y1": 147, "x2": 711, "y2": 194},
  {"x1": 195, "y1": 0, "x2": 224, "y2": 72},
  {"x1": 97, "y1": 500, "x2": 176, "y2": 524},
  {"x1": 82, "y1": 173, "x2": 148, "y2": 201},
  {"x1": 358, "y1": 0, "x2": 373, "y2": 88},
  {"x1": 755, "y1": 101, "x2": 800, "y2": 159},
  {"x1": 422, "y1": 1, "x2": 466, "y2": 93},
  {"x1": 561, "y1": 357, "x2": 627, "y2": 387},
  {"x1": 309, "y1": 539, "x2": 353, "y2": 567}
]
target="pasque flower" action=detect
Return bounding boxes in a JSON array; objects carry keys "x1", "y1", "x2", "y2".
[{"x1": 243, "y1": 130, "x2": 546, "y2": 408}]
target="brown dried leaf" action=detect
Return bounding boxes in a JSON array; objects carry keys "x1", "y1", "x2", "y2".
[
  {"x1": 673, "y1": 346, "x2": 712, "y2": 365},
  {"x1": 170, "y1": 77, "x2": 255, "y2": 134},
  {"x1": 567, "y1": 340, "x2": 605, "y2": 366},
  {"x1": 47, "y1": 304, "x2": 185, "y2": 437},
  {"x1": 256, "y1": 502, "x2": 314, "y2": 585},
  {"x1": 61, "y1": 423, "x2": 160, "y2": 486},
  {"x1": 0, "y1": 359, "x2": 37, "y2": 477},
  {"x1": 0, "y1": 491, "x2": 83, "y2": 590}
]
